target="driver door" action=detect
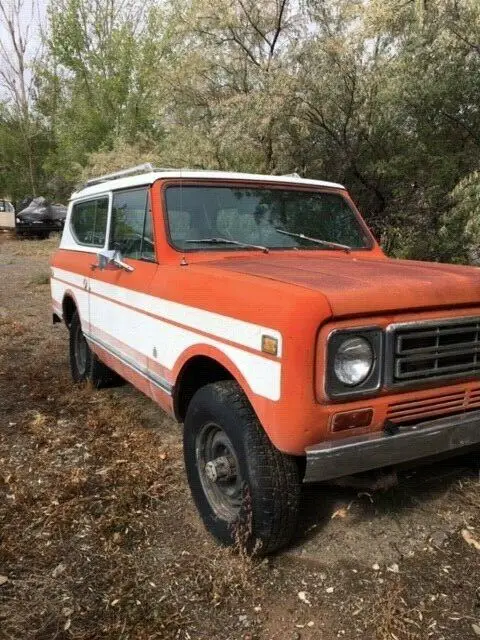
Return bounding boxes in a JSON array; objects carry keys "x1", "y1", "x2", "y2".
[{"x1": 89, "y1": 187, "x2": 158, "y2": 380}]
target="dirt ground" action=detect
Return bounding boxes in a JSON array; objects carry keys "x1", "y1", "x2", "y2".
[{"x1": 0, "y1": 233, "x2": 479, "y2": 640}]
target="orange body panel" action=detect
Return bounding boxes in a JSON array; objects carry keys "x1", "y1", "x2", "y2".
[{"x1": 51, "y1": 178, "x2": 480, "y2": 455}]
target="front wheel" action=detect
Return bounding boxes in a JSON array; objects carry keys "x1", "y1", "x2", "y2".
[{"x1": 183, "y1": 381, "x2": 301, "y2": 555}]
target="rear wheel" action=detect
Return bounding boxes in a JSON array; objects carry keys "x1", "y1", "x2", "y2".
[
  {"x1": 69, "y1": 310, "x2": 119, "y2": 387},
  {"x1": 183, "y1": 381, "x2": 301, "y2": 555}
]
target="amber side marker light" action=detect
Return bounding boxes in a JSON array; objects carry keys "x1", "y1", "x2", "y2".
[
  {"x1": 262, "y1": 335, "x2": 278, "y2": 356},
  {"x1": 331, "y1": 408, "x2": 374, "y2": 433}
]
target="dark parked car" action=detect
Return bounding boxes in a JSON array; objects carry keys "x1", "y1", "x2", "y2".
[{"x1": 16, "y1": 196, "x2": 67, "y2": 238}]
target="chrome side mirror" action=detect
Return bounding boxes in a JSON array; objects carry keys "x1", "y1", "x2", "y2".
[
  {"x1": 97, "y1": 249, "x2": 113, "y2": 270},
  {"x1": 96, "y1": 248, "x2": 134, "y2": 272}
]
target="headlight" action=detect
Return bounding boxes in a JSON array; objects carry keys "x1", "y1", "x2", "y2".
[
  {"x1": 324, "y1": 328, "x2": 383, "y2": 399},
  {"x1": 334, "y1": 336, "x2": 373, "y2": 386}
]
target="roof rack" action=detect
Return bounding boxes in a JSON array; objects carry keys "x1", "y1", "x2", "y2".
[
  {"x1": 82, "y1": 165, "x2": 307, "y2": 189},
  {"x1": 84, "y1": 163, "x2": 175, "y2": 187}
]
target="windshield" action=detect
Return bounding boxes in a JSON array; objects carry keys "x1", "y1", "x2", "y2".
[{"x1": 165, "y1": 185, "x2": 372, "y2": 252}]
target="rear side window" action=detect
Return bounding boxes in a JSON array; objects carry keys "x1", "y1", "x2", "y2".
[
  {"x1": 71, "y1": 197, "x2": 109, "y2": 246},
  {"x1": 109, "y1": 188, "x2": 155, "y2": 260}
]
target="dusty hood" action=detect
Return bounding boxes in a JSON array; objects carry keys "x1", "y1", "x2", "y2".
[{"x1": 207, "y1": 253, "x2": 480, "y2": 317}]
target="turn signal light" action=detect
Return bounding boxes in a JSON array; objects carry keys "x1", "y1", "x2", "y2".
[
  {"x1": 331, "y1": 408, "x2": 373, "y2": 432},
  {"x1": 262, "y1": 335, "x2": 278, "y2": 356}
]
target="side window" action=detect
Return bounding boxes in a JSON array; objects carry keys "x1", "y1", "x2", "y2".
[
  {"x1": 71, "y1": 197, "x2": 108, "y2": 247},
  {"x1": 110, "y1": 188, "x2": 155, "y2": 260}
]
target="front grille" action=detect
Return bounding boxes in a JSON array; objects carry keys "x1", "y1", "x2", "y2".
[
  {"x1": 390, "y1": 317, "x2": 480, "y2": 385},
  {"x1": 387, "y1": 384, "x2": 480, "y2": 423}
]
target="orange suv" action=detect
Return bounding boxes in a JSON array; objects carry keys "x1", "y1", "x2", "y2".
[{"x1": 50, "y1": 164, "x2": 480, "y2": 553}]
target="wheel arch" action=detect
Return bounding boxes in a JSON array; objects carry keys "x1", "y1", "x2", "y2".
[
  {"x1": 173, "y1": 354, "x2": 234, "y2": 422},
  {"x1": 172, "y1": 346, "x2": 263, "y2": 424},
  {"x1": 62, "y1": 291, "x2": 79, "y2": 328}
]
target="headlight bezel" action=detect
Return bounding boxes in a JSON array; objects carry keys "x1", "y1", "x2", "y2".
[{"x1": 326, "y1": 327, "x2": 384, "y2": 399}]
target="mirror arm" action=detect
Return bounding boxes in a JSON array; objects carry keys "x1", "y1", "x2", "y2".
[{"x1": 113, "y1": 257, "x2": 134, "y2": 272}]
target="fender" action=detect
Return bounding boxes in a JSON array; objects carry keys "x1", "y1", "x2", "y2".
[{"x1": 172, "y1": 343, "x2": 278, "y2": 439}]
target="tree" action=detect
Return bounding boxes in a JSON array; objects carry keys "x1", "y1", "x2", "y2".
[
  {"x1": 0, "y1": 0, "x2": 477, "y2": 264},
  {"x1": 0, "y1": 0, "x2": 45, "y2": 198},
  {"x1": 153, "y1": 0, "x2": 302, "y2": 172}
]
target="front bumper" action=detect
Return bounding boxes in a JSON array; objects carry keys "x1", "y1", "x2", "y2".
[{"x1": 304, "y1": 410, "x2": 480, "y2": 483}]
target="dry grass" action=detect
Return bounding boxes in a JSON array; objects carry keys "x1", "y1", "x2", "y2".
[
  {"x1": 0, "y1": 372, "x2": 263, "y2": 639},
  {"x1": 0, "y1": 233, "x2": 60, "y2": 258},
  {"x1": 28, "y1": 271, "x2": 51, "y2": 286},
  {"x1": 371, "y1": 581, "x2": 424, "y2": 640}
]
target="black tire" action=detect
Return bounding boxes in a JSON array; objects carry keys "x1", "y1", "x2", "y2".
[
  {"x1": 183, "y1": 380, "x2": 301, "y2": 555},
  {"x1": 69, "y1": 310, "x2": 119, "y2": 388}
]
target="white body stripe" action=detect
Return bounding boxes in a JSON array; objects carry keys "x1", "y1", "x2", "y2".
[
  {"x1": 51, "y1": 267, "x2": 282, "y2": 401},
  {"x1": 51, "y1": 274, "x2": 89, "y2": 322},
  {"x1": 90, "y1": 275, "x2": 282, "y2": 356}
]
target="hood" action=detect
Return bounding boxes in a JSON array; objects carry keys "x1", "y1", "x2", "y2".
[{"x1": 205, "y1": 253, "x2": 480, "y2": 317}]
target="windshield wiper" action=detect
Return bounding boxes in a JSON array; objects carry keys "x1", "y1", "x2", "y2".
[
  {"x1": 275, "y1": 228, "x2": 351, "y2": 253},
  {"x1": 185, "y1": 237, "x2": 269, "y2": 253}
]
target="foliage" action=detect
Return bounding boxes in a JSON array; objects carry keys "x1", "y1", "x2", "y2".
[
  {"x1": 438, "y1": 171, "x2": 480, "y2": 264},
  {"x1": 0, "y1": 0, "x2": 479, "y2": 261}
]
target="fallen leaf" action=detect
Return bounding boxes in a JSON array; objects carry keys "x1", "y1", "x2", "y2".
[
  {"x1": 462, "y1": 529, "x2": 480, "y2": 551},
  {"x1": 0, "y1": 576, "x2": 8, "y2": 586},
  {"x1": 472, "y1": 623, "x2": 480, "y2": 636},
  {"x1": 298, "y1": 591, "x2": 311, "y2": 605},
  {"x1": 331, "y1": 507, "x2": 347, "y2": 519},
  {"x1": 52, "y1": 563, "x2": 66, "y2": 578},
  {"x1": 387, "y1": 563, "x2": 400, "y2": 573}
]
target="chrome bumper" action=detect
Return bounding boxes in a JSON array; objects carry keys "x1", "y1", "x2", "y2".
[{"x1": 304, "y1": 410, "x2": 480, "y2": 483}]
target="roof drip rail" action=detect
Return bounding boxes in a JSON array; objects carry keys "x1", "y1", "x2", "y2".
[{"x1": 84, "y1": 163, "x2": 175, "y2": 187}]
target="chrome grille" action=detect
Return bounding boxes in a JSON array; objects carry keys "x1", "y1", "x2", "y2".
[{"x1": 391, "y1": 317, "x2": 480, "y2": 384}]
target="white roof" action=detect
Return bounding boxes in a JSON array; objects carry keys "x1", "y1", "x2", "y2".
[{"x1": 71, "y1": 170, "x2": 345, "y2": 200}]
